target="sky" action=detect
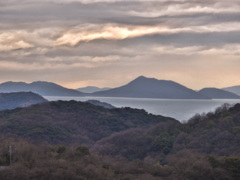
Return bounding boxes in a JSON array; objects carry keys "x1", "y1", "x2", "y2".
[{"x1": 0, "y1": 0, "x2": 240, "y2": 90}]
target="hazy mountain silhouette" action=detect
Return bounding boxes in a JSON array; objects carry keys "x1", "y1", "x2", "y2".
[
  {"x1": 0, "y1": 92, "x2": 47, "y2": 110},
  {"x1": 199, "y1": 88, "x2": 240, "y2": 99},
  {"x1": 86, "y1": 100, "x2": 115, "y2": 109},
  {"x1": 92, "y1": 76, "x2": 210, "y2": 99},
  {"x1": 0, "y1": 81, "x2": 84, "y2": 97},
  {"x1": 222, "y1": 86, "x2": 240, "y2": 96},
  {"x1": 77, "y1": 86, "x2": 111, "y2": 93}
]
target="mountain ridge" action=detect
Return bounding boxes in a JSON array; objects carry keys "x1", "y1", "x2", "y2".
[
  {"x1": 92, "y1": 76, "x2": 211, "y2": 99},
  {"x1": 222, "y1": 85, "x2": 240, "y2": 96},
  {"x1": 0, "y1": 92, "x2": 47, "y2": 110},
  {"x1": 1, "y1": 77, "x2": 239, "y2": 99},
  {"x1": 199, "y1": 88, "x2": 240, "y2": 99},
  {"x1": 0, "y1": 81, "x2": 84, "y2": 97},
  {"x1": 0, "y1": 100, "x2": 174, "y2": 145}
]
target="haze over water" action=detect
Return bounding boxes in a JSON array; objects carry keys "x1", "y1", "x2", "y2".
[{"x1": 45, "y1": 96, "x2": 240, "y2": 122}]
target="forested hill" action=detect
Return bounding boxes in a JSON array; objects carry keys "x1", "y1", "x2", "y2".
[
  {"x1": 1, "y1": 101, "x2": 240, "y2": 159},
  {"x1": 1, "y1": 102, "x2": 240, "y2": 179},
  {"x1": 0, "y1": 100, "x2": 177, "y2": 145},
  {"x1": 93, "y1": 103, "x2": 240, "y2": 160}
]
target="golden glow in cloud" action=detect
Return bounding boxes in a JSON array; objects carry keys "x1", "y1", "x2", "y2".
[
  {"x1": 56, "y1": 22, "x2": 240, "y2": 46},
  {"x1": 56, "y1": 25, "x2": 169, "y2": 46},
  {"x1": 0, "y1": 32, "x2": 33, "y2": 51}
]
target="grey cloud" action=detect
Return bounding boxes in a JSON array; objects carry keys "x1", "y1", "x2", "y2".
[
  {"x1": 1, "y1": 0, "x2": 240, "y2": 88},
  {"x1": 1, "y1": 0, "x2": 239, "y2": 28},
  {"x1": 69, "y1": 31, "x2": 240, "y2": 49}
]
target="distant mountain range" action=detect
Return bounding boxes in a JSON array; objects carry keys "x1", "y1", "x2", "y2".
[
  {"x1": 0, "y1": 81, "x2": 84, "y2": 97},
  {"x1": 222, "y1": 86, "x2": 240, "y2": 96},
  {"x1": 77, "y1": 86, "x2": 111, "y2": 93},
  {"x1": 92, "y1": 76, "x2": 210, "y2": 99},
  {"x1": 199, "y1": 88, "x2": 240, "y2": 99},
  {"x1": 0, "y1": 92, "x2": 47, "y2": 110},
  {"x1": 0, "y1": 77, "x2": 239, "y2": 99}
]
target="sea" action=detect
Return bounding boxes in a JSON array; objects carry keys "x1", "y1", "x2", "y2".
[{"x1": 44, "y1": 96, "x2": 240, "y2": 122}]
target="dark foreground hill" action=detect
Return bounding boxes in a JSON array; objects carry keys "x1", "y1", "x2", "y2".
[
  {"x1": 92, "y1": 76, "x2": 210, "y2": 99},
  {"x1": 0, "y1": 92, "x2": 47, "y2": 110},
  {"x1": 0, "y1": 100, "x2": 175, "y2": 145},
  {"x1": 0, "y1": 81, "x2": 84, "y2": 96},
  {"x1": 0, "y1": 103, "x2": 240, "y2": 179},
  {"x1": 199, "y1": 88, "x2": 240, "y2": 99},
  {"x1": 93, "y1": 103, "x2": 240, "y2": 160}
]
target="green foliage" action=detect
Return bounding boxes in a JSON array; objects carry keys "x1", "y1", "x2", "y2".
[
  {"x1": 0, "y1": 101, "x2": 173, "y2": 145},
  {"x1": 224, "y1": 157, "x2": 240, "y2": 180},
  {"x1": 232, "y1": 126, "x2": 240, "y2": 134},
  {"x1": 76, "y1": 146, "x2": 90, "y2": 156},
  {"x1": 151, "y1": 133, "x2": 174, "y2": 154},
  {"x1": 207, "y1": 155, "x2": 220, "y2": 168},
  {"x1": 0, "y1": 102, "x2": 240, "y2": 179},
  {"x1": 57, "y1": 146, "x2": 66, "y2": 154},
  {"x1": 206, "y1": 120, "x2": 215, "y2": 129}
]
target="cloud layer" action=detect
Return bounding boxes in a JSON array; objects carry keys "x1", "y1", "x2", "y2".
[{"x1": 1, "y1": 0, "x2": 240, "y2": 89}]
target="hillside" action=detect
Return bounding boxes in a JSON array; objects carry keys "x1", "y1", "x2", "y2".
[
  {"x1": 1, "y1": 103, "x2": 240, "y2": 179},
  {"x1": 199, "y1": 88, "x2": 240, "y2": 99},
  {"x1": 1, "y1": 99, "x2": 240, "y2": 159},
  {"x1": 0, "y1": 92, "x2": 47, "y2": 110},
  {"x1": 92, "y1": 76, "x2": 210, "y2": 99},
  {"x1": 0, "y1": 81, "x2": 84, "y2": 97},
  {"x1": 93, "y1": 103, "x2": 240, "y2": 161},
  {"x1": 0, "y1": 102, "x2": 240, "y2": 179},
  {"x1": 0, "y1": 100, "x2": 175, "y2": 145},
  {"x1": 77, "y1": 86, "x2": 111, "y2": 93},
  {"x1": 223, "y1": 86, "x2": 240, "y2": 96}
]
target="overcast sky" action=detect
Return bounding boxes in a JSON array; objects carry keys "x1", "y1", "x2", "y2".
[{"x1": 0, "y1": 0, "x2": 240, "y2": 89}]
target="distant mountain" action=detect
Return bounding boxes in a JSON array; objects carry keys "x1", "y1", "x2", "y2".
[
  {"x1": 77, "y1": 86, "x2": 111, "y2": 93},
  {"x1": 199, "y1": 88, "x2": 240, "y2": 99},
  {"x1": 0, "y1": 81, "x2": 84, "y2": 97},
  {"x1": 92, "y1": 76, "x2": 210, "y2": 99},
  {"x1": 86, "y1": 100, "x2": 115, "y2": 109},
  {"x1": 0, "y1": 92, "x2": 47, "y2": 110},
  {"x1": 222, "y1": 85, "x2": 240, "y2": 96}
]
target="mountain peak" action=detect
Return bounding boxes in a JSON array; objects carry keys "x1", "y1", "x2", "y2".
[
  {"x1": 135, "y1": 75, "x2": 148, "y2": 80},
  {"x1": 134, "y1": 76, "x2": 156, "y2": 81},
  {"x1": 93, "y1": 76, "x2": 210, "y2": 99}
]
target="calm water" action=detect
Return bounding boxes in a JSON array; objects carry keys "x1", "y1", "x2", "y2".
[{"x1": 44, "y1": 96, "x2": 240, "y2": 122}]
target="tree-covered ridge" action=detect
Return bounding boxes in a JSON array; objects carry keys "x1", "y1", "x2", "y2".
[
  {"x1": 0, "y1": 135, "x2": 240, "y2": 179},
  {"x1": 178, "y1": 103, "x2": 240, "y2": 156},
  {"x1": 0, "y1": 102, "x2": 240, "y2": 179},
  {"x1": 0, "y1": 100, "x2": 175, "y2": 145},
  {"x1": 93, "y1": 103, "x2": 240, "y2": 161}
]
